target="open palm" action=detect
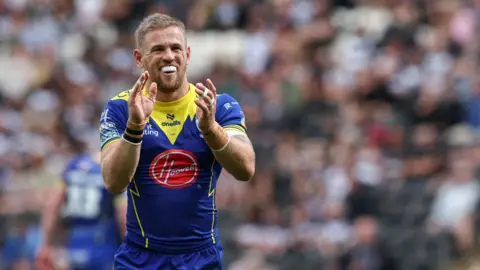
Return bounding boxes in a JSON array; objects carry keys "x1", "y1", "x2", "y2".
[
  {"x1": 128, "y1": 71, "x2": 157, "y2": 124},
  {"x1": 194, "y1": 79, "x2": 217, "y2": 133}
]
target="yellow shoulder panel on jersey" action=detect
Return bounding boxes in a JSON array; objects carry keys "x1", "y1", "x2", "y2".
[
  {"x1": 111, "y1": 87, "x2": 151, "y2": 102},
  {"x1": 111, "y1": 89, "x2": 132, "y2": 101}
]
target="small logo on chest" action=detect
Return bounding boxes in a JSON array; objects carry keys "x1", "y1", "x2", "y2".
[
  {"x1": 161, "y1": 120, "x2": 181, "y2": 127},
  {"x1": 166, "y1": 113, "x2": 175, "y2": 120}
]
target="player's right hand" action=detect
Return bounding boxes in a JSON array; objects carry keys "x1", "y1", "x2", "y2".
[
  {"x1": 128, "y1": 71, "x2": 158, "y2": 127},
  {"x1": 36, "y1": 245, "x2": 54, "y2": 270}
]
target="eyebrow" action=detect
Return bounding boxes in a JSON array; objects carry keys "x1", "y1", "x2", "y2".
[{"x1": 150, "y1": 42, "x2": 183, "y2": 50}]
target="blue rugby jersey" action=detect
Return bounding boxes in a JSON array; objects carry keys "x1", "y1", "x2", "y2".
[
  {"x1": 99, "y1": 84, "x2": 247, "y2": 253},
  {"x1": 61, "y1": 154, "x2": 124, "y2": 247}
]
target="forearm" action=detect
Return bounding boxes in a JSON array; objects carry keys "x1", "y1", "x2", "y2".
[
  {"x1": 203, "y1": 123, "x2": 255, "y2": 181},
  {"x1": 101, "y1": 140, "x2": 141, "y2": 193},
  {"x1": 41, "y1": 188, "x2": 64, "y2": 246},
  {"x1": 41, "y1": 210, "x2": 58, "y2": 246},
  {"x1": 101, "y1": 121, "x2": 144, "y2": 193}
]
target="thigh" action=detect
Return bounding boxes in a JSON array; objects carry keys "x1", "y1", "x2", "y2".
[
  {"x1": 114, "y1": 243, "x2": 172, "y2": 270},
  {"x1": 172, "y1": 245, "x2": 224, "y2": 270}
]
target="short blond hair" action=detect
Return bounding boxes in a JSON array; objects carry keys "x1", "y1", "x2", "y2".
[{"x1": 134, "y1": 13, "x2": 186, "y2": 49}]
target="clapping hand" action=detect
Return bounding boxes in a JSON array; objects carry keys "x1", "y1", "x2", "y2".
[
  {"x1": 195, "y1": 79, "x2": 217, "y2": 134},
  {"x1": 128, "y1": 71, "x2": 158, "y2": 127}
]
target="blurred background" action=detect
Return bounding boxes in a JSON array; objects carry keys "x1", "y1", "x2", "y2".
[{"x1": 2, "y1": 0, "x2": 480, "y2": 269}]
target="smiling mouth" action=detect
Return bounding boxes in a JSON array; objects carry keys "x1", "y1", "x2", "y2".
[{"x1": 161, "y1": 66, "x2": 177, "y2": 74}]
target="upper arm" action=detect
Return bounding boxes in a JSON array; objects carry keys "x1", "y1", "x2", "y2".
[
  {"x1": 216, "y1": 94, "x2": 248, "y2": 137},
  {"x1": 216, "y1": 95, "x2": 254, "y2": 157}
]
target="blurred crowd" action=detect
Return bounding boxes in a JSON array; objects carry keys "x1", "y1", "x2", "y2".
[{"x1": 2, "y1": 0, "x2": 480, "y2": 269}]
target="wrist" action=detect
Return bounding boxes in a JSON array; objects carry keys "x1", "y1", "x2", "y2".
[
  {"x1": 200, "y1": 122, "x2": 219, "y2": 136},
  {"x1": 127, "y1": 119, "x2": 146, "y2": 131},
  {"x1": 123, "y1": 123, "x2": 143, "y2": 144},
  {"x1": 122, "y1": 132, "x2": 142, "y2": 145},
  {"x1": 201, "y1": 123, "x2": 230, "y2": 151}
]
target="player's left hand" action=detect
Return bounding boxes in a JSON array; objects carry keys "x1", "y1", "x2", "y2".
[{"x1": 195, "y1": 78, "x2": 217, "y2": 133}]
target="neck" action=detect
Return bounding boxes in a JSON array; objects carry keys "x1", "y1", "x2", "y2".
[{"x1": 146, "y1": 79, "x2": 190, "y2": 102}]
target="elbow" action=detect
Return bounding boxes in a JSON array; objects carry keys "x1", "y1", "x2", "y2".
[
  {"x1": 105, "y1": 182, "x2": 127, "y2": 194},
  {"x1": 234, "y1": 163, "x2": 255, "y2": 182},
  {"x1": 103, "y1": 174, "x2": 128, "y2": 194},
  {"x1": 101, "y1": 164, "x2": 128, "y2": 194}
]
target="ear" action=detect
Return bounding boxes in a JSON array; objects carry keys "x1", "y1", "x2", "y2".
[
  {"x1": 133, "y1": 49, "x2": 143, "y2": 68},
  {"x1": 186, "y1": 46, "x2": 191, "y2": 65}
]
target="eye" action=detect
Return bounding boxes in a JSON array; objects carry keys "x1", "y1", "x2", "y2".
[
  {"x1": 151, "y1": 46, "x2": 164, "y2": 53},
  {"x1": 172, "y1": 46, "x2": 182, "y2": 52}
]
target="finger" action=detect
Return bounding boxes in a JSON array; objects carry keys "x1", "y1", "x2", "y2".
[
  {"x1": 195, "y1": 82, "x2": 206, "y2": 91},
  {"x1": 135, "y1": 72, "x2": 147, "y2": 90},
  {"x1": 206, "y1": 79, "x2": 217, "y2": 102},
  {"x1": 207, "y1": 79, "x2": 217, "y2": 104},
  {"x1": 195, "y1": 99, "x2": 209, "y2": 115},
  {"x1": 144, "y1": 70, "x2": 150, "y2": 81},
  {"x1": 203, "y1": 94, "x2": 214, "y2": 107},
  {"x1": 195, "y1": 84, "x2": 214, "y2": 100},
  {"x1": 203, "y1": 79, "x2": 217, "y2": 105},
  {"x1": 131, "y1": 72, "x2": 147, "y2": 99},
  {"x1": 148, "y1": 82, "x2": 157, "y2": 100},
  {"x1": 195, "y1": 88, "x2": 214, "y2": 105},
  {"x1": 138, "y1": 71, "x2": 149, "y2": 90},
  {"x1": 206, "y1": 78, "x2": 217, "y2": 95}
]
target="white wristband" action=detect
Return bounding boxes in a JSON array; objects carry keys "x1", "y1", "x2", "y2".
[{"x1": 212, "y1": 135, "x2": 231, "y2": 152}]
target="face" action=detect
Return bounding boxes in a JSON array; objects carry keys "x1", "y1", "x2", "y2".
[
  {"x1": 134, "y1": 26, "x2": 190, "y2": 93},
  {"x1": 451, "y1": 157, "x2": 474, "y2": 182}
]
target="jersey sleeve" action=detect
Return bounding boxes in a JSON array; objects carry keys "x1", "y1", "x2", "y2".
[
  {"x1": 215, "y1": 94, "x2": 247, "y2": 136},
  {"x1": 99, "y1": 98, "x2": 129, "y2": 151}
]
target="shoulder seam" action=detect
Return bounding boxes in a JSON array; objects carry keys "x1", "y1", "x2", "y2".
[{"x1": 110, "y1": 89, "x2": 132, "y2": 101}]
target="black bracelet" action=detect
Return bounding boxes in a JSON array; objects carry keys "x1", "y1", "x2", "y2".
[
  {"x1": 126, "y1": 127, "x2": 144, "y2": 136},
  {"x1": 122, "y1": 133, "x2": 142, "y2": 144}
]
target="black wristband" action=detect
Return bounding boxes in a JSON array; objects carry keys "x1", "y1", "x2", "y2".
[
  {"x1": 122, "y1": 133, "x2": 142, "y2": 144},
  {"x1": 126, "y1": 127, "x2": 144, "y2": 136}
]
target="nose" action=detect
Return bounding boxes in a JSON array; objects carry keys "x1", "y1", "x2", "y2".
[{"x1": 163, "y1": 48, "x2": 174, "y2": 63}]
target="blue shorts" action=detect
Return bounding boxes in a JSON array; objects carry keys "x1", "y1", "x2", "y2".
[
  {"x1": 114, "y1": 242, "x2": 224, "y2": 270},
  {"x1": 66, "y1": 224, "x2": 120, "y2": 270},
  {"x1": 67, "y1": 245, "x2": 117, "y2": 270}
]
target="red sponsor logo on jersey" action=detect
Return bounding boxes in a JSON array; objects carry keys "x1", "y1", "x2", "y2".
[{"x1": 149, "y1": 149, "x2": 199, "y2": 188}]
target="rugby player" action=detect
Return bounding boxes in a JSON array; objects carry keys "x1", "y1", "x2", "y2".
[
  {"x1": 36, "y1": 150, "x2": 126, "y2": 270},
  {"x1": 99, "y1": 13, "x2": 255, "y2": 269}
]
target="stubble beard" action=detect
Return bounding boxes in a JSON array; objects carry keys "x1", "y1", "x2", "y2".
[{"x1": 153, "y1": 65, "x2": 186, "y2": 93}]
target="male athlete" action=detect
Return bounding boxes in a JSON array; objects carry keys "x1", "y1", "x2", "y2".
[
  {"x1": 36, "y1": 150, "x2": 126, "y2": 270},
  {"x1": 99, "y1": 13, "x2": 255, "y2": 269}
]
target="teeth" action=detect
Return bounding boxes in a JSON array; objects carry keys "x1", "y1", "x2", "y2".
[{"x1": 161, "y1": 66, "x2": 177, "y2": 73}]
